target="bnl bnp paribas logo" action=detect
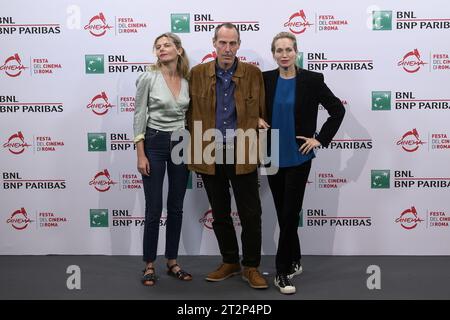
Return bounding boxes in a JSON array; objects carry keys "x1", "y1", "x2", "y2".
[
  {"x1": 85, "y1": 54, "x2": 148, "y2": 73},
  {"x1": 296, "y1": 52, "x2": 303, "y2": 68},
  {"x1": 372, "y1": 11, "x2": 393, "y2": 30},
  {"x1": 372, "y1": 170, "x2": 450, "y2": 189},
  {"x1": 371, "y1": 170, "x2": 390, "y2": 189},
  {"x1": 87, "y1": 133, "x2": 106, "y2": 151},
  {"x1": 170, "y1": 13, "x2": 259, "y2": 33},
  {"x1": 372, "y1": 91, "x2": 391, "y2": 110},
  {"x1": 373, "y1": 10, "x2": 450, "y2": 30},
  {"x1": 90, "y1": 209, "x2": 109, "y2": 227},
  {"x1": 87, "y1": 132, "x2": 135, "y2": 152},
  {"x1": 85, "y1": 55, "x2": 104, "y2": 74},
  {"x1": 371, "y1": 91, "x2": 450, "y2": 111},
  {"x1": 171, "y1": 14, "x2": 190, "y2": 33}
]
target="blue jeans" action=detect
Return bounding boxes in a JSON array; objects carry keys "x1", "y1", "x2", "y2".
[{"x1": 142, "y1": 128, "x2": 188, "y2": 263}]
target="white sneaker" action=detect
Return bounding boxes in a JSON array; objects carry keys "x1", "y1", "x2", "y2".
[
  {"x1": 288, "y1": 261, "x2": 303, "y2": 279},
  {"x1": 274, "y1": 274, "x2": 296, "y2": 294}
]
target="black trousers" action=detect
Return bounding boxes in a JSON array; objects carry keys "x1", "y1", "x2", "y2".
[
  {"x1": 267, "y1": 160, "x2": 312, "y2": 274},
  {"x1": 201, "y1": 163, "x2": 262, "y2": 268}
]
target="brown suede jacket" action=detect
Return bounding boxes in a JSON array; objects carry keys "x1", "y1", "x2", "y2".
[{"x1": 187, "y1": 59, "x2": 266, "y2": 175}]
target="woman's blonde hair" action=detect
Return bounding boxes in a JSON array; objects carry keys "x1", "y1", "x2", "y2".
[
  {"x1": 151, "y1": 32, "x2": 190, "y2": 79},
  {"x1": 270, "y1": 31, "x2": 298, "y2": 54}
]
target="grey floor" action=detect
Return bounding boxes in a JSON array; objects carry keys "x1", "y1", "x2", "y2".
[{"x1": 1, "y1": 255, "x2": 449, "y2": 300}]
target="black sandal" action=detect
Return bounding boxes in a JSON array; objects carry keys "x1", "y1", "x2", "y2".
[
  {"x1": 142, "y1": 267, "x2": 156, "y2": 286},
  {"x1": 167, "y1": 263, "x2": 192, "y2": 281}
]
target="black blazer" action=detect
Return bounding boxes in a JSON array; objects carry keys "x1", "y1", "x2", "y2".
[{"x1": 263, "y1": 68, "x2": 345, "y2": 148}]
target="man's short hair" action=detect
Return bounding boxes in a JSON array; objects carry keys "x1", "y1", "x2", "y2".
[{"x1": 213, "y1": 23, "x2": 240, "y2": 42}]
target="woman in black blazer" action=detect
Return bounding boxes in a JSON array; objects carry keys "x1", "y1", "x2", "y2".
[{"x1": 262, "y1": 32, "x2": 345, "y2": 294}]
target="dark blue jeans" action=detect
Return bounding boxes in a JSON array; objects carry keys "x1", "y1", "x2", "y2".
[{"x1": 142, "y1": 128, "x2": 188, "y2": 263}]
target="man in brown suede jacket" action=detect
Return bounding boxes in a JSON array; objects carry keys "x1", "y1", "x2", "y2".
[{"x1": 187, "y1": 23, "x2": 269, "y2": 289}]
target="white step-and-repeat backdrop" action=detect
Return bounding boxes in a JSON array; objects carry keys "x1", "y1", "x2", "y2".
[{"x1": 1, "y1": 0, "x2": 449, "y2": 255}]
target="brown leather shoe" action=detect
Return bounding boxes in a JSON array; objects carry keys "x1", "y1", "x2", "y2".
[
  {"x1": 242, "y1": 267, "x2": 268, "y2": 289},
  {"x1": 205, "y1": 263, "x2": 241, "y2": 282}
]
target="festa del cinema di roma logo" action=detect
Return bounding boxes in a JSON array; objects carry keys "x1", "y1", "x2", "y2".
[
  {"x1": 3, "y1": 131, "x2": 31, "y2": 154},
  {"x1": 84, "y1": 12, "x2": 113, "y2": 37},
  {"x1": 199, "y1": 209, "x2": 214, "y2": 229},
  {"x1": 89, "y1": 169, "x2": 117, "y2": 192},
  {"x1": 398, "y1": 49, "x2": 427, "y2": 73},
  {"x1": 284, "y1": 10, "x2": 313, "y2": 34},
  {"x1": 395, "y1": 206, "x2": 424, "y2": 230},
  {"x1": 199, "y1": 209, "x2": 240, "y2": 229},
  {"x1": 0, "y1": 53, "x2": 28, "y2": 77},
  {"x1": 6, "y1": 207, "x2": 33, "y2": 230},
  {"x1": 86, "y1": 91, "x2": 115, "y2": 115},
  {"x1": 396, "y1": 128, "x2": 426, "y2": 152}
]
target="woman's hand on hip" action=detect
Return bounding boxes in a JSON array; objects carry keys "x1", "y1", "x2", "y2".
[{"x1": 296, "y1": 136, "x2": 321, "y2": 154}]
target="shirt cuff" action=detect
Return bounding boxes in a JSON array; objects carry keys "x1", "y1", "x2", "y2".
[{"x1": 133, "y1": 134, "x2": 145, "y2": 143}]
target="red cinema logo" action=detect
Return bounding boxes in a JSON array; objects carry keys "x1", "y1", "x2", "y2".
[
  {"x1": 84, "y1": 12, "x2": 113, "y2": 37},
  {"x1": 87, "y1": 92, "x2": 115, "y2": 115},
  {"x1": 398, "y1": 49, "x2": 427, "y2": 73},
  {"x1": 0, "y1": 54, "x2": 28, "y2": 77},
  {"x1": 201, "y1": 51, "x2": 217, "y2": 64},
  {"x1": 89, "y1": 169, "x2": 117, "y2": 192},
  {"x1": 6, "y1": 208, "x2": 33, "y2": 230},
  {"x1": 284, "y1": 10, "x2": 313, "y2": 34},
  {"x1": 199, "y1": 209, "x2": 214, "y2": 229},
  {"x1": 3, "y1": 131, "x2": 32, "y2": 154},
  {"x1": 396, "y1": 128, "x2": 426, "y2": 152},
  {"x1": 395, "y1": 206, "x2": 424, "y2": 230}
]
